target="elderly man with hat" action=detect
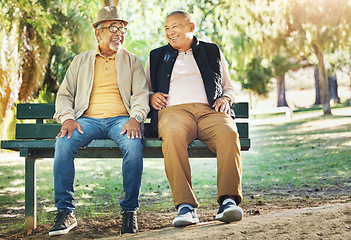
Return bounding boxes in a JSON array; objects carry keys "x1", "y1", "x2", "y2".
[{"x1": 49, "y1": 6, "x2": 149, "y2": 236}]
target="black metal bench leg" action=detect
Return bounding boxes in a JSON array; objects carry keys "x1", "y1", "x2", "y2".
[{"x1": 25, "y1": 157, "x2": 37, "y2": 230}]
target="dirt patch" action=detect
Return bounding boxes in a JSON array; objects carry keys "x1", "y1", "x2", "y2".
[{"x1": 4, "y1": 196, "x2": 350, "y2": 240}]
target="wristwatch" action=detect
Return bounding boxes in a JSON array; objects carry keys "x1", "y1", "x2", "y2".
[{"x1": 130, "y1": 115, "x2": 142, "y2": 123}]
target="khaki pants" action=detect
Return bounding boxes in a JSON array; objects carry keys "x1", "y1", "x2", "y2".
[{"x1": 158, "y1": 103, "x2": 242, "y2": 208}]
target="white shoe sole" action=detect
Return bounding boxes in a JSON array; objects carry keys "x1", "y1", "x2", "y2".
[
  {"x1": 215, "y1": 206, "x2": 243, "y2": 223},
  {"x1": 49, "y1": 221, "x2": 77, "y2": 236},
  {"x1": 173, "y1": 216, "x2": 199, "y2": 227}
]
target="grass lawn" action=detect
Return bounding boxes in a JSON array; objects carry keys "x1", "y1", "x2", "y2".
[{"x1": 0, "y1": 105, "x2": 350, "y2": 237}]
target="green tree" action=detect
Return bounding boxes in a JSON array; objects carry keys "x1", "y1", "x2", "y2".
[
  {"x1": 286, "y1": 0, "x2": 351, "y2": 114},
  {"x1": 221, "y1": 0, "x2": 311, "y2": 107},
  {"x1": 241, "y1": 56, "x2": 273, "y2": 97},
  {"x1": 326, "y1": 46, "x2": 351, "y2": 106},
  {"x1": 0, "y1": 0, "x2": 98, "y2": 137}
]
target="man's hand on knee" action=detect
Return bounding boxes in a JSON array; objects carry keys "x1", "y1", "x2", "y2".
[
  {"x1": 120, "y1": 119, "x2": 142, "y2": 139},
  {"x1": 56, "y1": 119, "x2": 84, "y2": 139},
  {"x1": 212, "y1": 96, "x2": 231, "y2": 115}
]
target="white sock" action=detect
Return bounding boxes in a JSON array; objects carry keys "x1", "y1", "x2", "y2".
[
  {"x1": 223, "y1": 198, "x2": 236, "y2": 206},
  {"x1": 178, "y1": 203, "x2": 194, "y2": 212}
]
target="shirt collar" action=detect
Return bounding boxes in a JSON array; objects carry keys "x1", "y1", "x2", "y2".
[
  {"x1": 179, "y1": 49, "x2": 193, "y2": 55},
  {"x1": 95, "y1": 46, "x2": 116, "y2": 59},
  {"x1": 166, "y1": 35, "x2": 199, "y2": 55}
]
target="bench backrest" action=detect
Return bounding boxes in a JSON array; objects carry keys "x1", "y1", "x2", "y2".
[{"x1": 15, "y1": 103, "x2": 249, "y2": 147}]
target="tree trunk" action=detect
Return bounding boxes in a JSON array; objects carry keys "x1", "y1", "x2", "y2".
[
  {"x1": 312, "y1": 44, "x2": 331, "y2": 115},
  {"x1": 314, "y1": 66, "x2": 321, "y2": 105},
  {"x1": 276, "y1": 74, "x2": 289, "y2": 107},
  {"x1": 328, "y1": 73, "x2": 340, "y2": 104},
  {"x1": 103, "y1": 0, "x2": 119, "y2": 6}
]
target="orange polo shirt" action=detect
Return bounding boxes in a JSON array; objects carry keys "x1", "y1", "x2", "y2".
[{"x1": 84, "y1": 48, "x2": 129, "y2": 118}]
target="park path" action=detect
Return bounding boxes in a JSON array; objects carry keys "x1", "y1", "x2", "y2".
[{"x1": 100, "y1": 202, "x2": 351, "y2": 240}]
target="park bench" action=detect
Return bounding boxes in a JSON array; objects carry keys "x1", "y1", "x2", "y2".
[{"x1": 0, "y1": 102, "x2": 250, "y2": 230}]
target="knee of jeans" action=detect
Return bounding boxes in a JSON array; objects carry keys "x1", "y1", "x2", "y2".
[
  {"x1": 56, "y1": 137, "x2": 69, "y2": 149},
  {"x1": 123, "y1": 138, "x2": 143, "y2": 153},
  {"x1": 55, "y1": 137, "x2": 77, "y2": 156}
]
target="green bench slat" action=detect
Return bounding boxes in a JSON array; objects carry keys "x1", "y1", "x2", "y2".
[
  {"x1": 233, "y1": 102, "x2": 249, "y2": 118},
  {"x1": 16, "y1": 124, "x2": 62, "y2": 139},
  {"x1": 1, "y1": 138, "x2": 250, "y2": 158},
  {"x1": 2, "y1": 139, "x2": 251, "y2": 150},
  {"x1": 16, "y1": 103, "x2": 249, "y2": 119},
  {"x1": 15, "y1": 123, "x2": 249, "y2": 139},
  {"x1": 16, "y1": 103, "x2": 55, "y2": 119}
]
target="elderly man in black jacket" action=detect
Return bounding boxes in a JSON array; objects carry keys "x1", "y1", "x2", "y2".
[{"x1": 145, "y1": 10, "x2": 243, "y2": 227}]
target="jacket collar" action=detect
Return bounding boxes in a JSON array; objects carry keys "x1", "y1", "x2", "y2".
[
  {"x1": 190, "y1": 36, "x2": 199, "y2": 49},
  {"x1": 165, "y1": 36, "x2": 199, "y2": 55}
]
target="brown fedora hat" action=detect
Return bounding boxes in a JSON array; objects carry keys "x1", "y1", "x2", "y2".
[{"x1": 92, "y1": 6, "x2": 128, "y2": 28}]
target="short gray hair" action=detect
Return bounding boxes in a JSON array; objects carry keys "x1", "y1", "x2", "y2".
[{"x1": 167, "y1": 10, "x2": 193, "y2": 23}]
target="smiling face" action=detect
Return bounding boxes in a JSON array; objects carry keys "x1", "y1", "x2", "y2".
[
  {"x1": 164, "y1": 13, "x2": 194, "y2": 51},
  {"x1": 95, "y1": 20, "x2": 125, "y2": 56}
]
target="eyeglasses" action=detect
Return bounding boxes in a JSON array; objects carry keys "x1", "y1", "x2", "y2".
[{"x1": 99, "y1": 26, "x2": 127, "y2": 34}]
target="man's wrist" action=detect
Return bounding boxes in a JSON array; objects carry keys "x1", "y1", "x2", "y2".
[
  {"x1": 222, "y1": 96, "x2": 232, "y2": 103},
  {"x1": 130, "y1": 115, "x2": 142, "y2": 123}
]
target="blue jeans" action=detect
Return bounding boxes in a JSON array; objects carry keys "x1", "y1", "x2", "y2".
[{"x1": 53, "y1": 116, "x2": 143, "y2": 212}]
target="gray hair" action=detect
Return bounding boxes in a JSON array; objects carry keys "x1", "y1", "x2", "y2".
[{"x1": 167, "y1": 10, "x2": 193, "y2": 23}]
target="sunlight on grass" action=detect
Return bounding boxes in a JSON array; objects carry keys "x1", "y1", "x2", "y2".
[
  {"x1": 297, "y1": 117, "x2": 351, "y2": 133},
  {"x1": 342, "y1": 140, "x2": 351, "y2": 147},
  {"x1": 1, "y1": 187, "x2": 24, "y2": 195},
  {"x1": 144, "y1": 159, "x2": 166, "y2": 170},
  {"x1": 10, "y1": 179, "x2": 24, "y2": 186},
  {"x1": 243, "y1": 107, "x2": 351, "y2": 192}
]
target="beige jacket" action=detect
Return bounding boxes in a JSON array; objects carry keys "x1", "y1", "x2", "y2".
[{"x1": 54, "y1": 49, "x2": 149, "y2": 123}]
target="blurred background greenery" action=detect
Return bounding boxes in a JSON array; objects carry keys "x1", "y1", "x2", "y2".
[{"x1": 1, "y1": 0, "x2": 351, "y2": 139}]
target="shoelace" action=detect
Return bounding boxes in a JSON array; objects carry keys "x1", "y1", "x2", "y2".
[
  {"x1": 54, "y1": 211, "x2": 68, "y2": 224},
  {"x1": 122, "y1": 211, "x2": 137, "y2": 228}
]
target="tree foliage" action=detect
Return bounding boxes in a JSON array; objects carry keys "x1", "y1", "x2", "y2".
[
  {"x1": 242, "y1": 56, "x2": 273, "y2": 96},
  {"x1": 220, "y1": 0, "x2": 303, "y2": 106},
  {"x1": 219, "y1": 0, "x2": 351, "y2": 113},
  {"x1": 285, "y1": 0, "x2": 351, "y2": 114},
  {"x1": 0, "y1": 0, "x2": 99, "y2": 129}
]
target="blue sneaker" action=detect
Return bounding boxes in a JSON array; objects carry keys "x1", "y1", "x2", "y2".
[
  {"x1": 173, "y1": 205, "x2": 199, "y2": 227},
  {"x1": 215, "y1": 202, "x2": 243, "y2": 223}
]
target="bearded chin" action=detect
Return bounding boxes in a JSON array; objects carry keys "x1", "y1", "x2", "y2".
[{"x1": 109, "y1": 42, "x2": 121, "y2": 52}]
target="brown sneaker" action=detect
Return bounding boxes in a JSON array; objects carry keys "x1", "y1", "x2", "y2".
[{"x1": 121, "y1": 211, "x2": 139, "y2": 234}]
